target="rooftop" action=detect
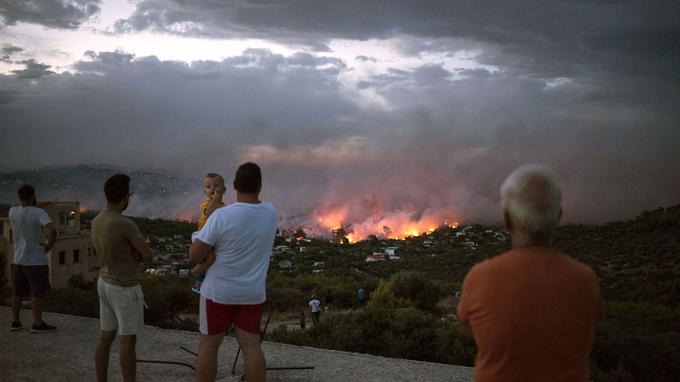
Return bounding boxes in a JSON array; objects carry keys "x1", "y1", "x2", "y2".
[{"x1": 1, "y1": 306, "x2": 473, "y2": 381}]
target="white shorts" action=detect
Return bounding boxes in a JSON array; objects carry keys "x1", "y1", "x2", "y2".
[{"x1": 97, "y1": 277, "x2": 145, "y2": 336}]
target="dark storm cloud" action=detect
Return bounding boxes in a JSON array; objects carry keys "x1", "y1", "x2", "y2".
[
  {"x1": 0, "y1": 0, "x2": 101, "y2": 29},
  {"x1": 113, "y1": 1, "x2": 680, "y2": 122},
  {"x1": 1, "y1": 47, "x2": 678, "y2": 225},
  {"x1": 412, "y1": 64, "x2": 451, "y2": 86},
  {"x1": 0, "y1": 49, "x2": 360, "y2": 171},
  {"x1": 1, "y1": 44, "x2": 23, "y2": 62},
  {"x1": 10, "y1": 59, "x2": 54, "y2": 79}
]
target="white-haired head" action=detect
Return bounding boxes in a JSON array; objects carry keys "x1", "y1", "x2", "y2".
[{"x1": 500, "y1": 164, "x2": 562, "y2": 241}]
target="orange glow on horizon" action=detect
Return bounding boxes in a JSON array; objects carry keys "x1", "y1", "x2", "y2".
[{"x1": 175, "y1": 213, "x2": 196, "y2": 224}]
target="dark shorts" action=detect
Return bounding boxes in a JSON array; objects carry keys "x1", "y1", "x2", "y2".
[{"x1": 12, "y1": 264, "x2": 52, "y2": 298}]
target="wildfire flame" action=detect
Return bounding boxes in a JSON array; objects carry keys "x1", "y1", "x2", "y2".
[
  {"x1": 311, "y1": 207, "x2": 459, "y2": 243},
  {"x1": 315, "y1": 206, "x2": 348, "y2": 231}
]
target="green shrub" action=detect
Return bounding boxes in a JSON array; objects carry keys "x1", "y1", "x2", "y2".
[
  {"x1": 591, "y1": 302, "x2": 680, "y2": 381},
  {"x1": 268, "y1": 305, "x2": 475, "y2": 364},
  {"x1": 369, "y1": 271, "x2": 442, "y2": 313},
  {"x1": 43, "y1": 286, "x2": 98, "y2": 318},
  {"x1": 140, "y1": 274, "x2": 198, "y2": 327}
]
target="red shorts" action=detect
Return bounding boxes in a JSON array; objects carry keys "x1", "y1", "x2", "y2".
[{"x1": 199, "y1": 296, "x2": 263, "y2": 335}]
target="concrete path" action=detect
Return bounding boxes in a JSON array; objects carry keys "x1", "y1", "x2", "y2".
[{"x1": 0, "y1": 306, "x2": 473, "y2": 381}]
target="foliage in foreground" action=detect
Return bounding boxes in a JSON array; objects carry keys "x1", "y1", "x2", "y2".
[
  {"x1": 268, "y1": 305, "x2": 476, "y2": 366},
  {"x1": 42, "y1": 273, "x2": 199, "y2": 331},
  {"x1": 269, "y1": 271, "x2": 473, "y2": 364},
  {"x1": 31, "y1": 205, "x2": 680, "y2": 381}
]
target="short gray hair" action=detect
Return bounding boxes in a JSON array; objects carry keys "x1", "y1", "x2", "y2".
[{"x1": 500, "y1": 164, "x2": 562, "y2": 239}]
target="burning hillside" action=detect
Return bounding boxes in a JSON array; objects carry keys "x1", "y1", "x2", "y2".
[{"x1": 310, "y1": 205, "x2": 459, "y2": 242}]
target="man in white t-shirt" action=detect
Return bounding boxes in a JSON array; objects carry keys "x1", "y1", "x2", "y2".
[
  {"x1": 309, "y1": 296, "x2": 321, "y2": 326},
  {"x1": 189, "y1": 162, "x2": 277, "y2": 382},
  {"x1": 9, "y1": 184, "x2": 57, "y2": 333}
]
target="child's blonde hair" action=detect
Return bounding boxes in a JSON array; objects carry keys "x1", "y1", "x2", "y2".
[{"x1": 205, "y1": 173, "x2": 225, "y2": 184}]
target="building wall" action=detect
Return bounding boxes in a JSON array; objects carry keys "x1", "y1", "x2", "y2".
[
  {"x1": 47, "y1": 235, "x2": 98, "y2": 289},
  {"x1": 43, "y1": 202, "x2": 80, "y2": 237}
]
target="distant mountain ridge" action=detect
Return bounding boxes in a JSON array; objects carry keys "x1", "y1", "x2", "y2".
[{"x1": 0, "y1": 165, "x2": 202, "y2": 220}]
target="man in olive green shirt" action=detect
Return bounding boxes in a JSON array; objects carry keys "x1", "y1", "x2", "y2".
[{"x1": 92, "y1": 174, "x2": 153, "y2": 382}]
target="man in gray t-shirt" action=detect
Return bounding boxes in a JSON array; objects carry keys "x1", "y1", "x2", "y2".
[
  {"x1": 92, "y1": 174, "x2": 153, "y2": 382},
  {"x1": 9, "y1": 184, "x2": 57, "y2": 333}
]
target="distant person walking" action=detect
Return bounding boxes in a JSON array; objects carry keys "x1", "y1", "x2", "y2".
[
  {"x1": 8, "y1": 184, "x2": 57, "y2": 333},
  {"x1": 309, "y1": 295, "x2": 321, "y2": 326},
  {"x1": 357, "y1": 287, "x2": 367, "y2": 307},
  {"x1": 189, "y1": 162, "x2": 277, "y2": 382},
  {"x1": 299, "y1": 312, "x2": 306, "y2": 330},
  {"x1": 92, "y1": 174, "x2": 153, "y2": 382},
  {"x1": 457, "y1": 165, "x2": 604, "y2": 381}
]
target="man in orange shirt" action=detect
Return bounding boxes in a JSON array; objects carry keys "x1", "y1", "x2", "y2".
[{"x1": 457, "y1": 164, "x2": 604, "y2": 381}]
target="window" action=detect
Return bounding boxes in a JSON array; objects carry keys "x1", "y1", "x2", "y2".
[
  {"x1": 58, "y1": 210, "x2": 77, "y2": 235},
  {"x1": 73, "y1": 250, "x2": 80, "y2": 264},
  {"x1": 59, "y1": 251, "x2": 66, "y2": 265}
]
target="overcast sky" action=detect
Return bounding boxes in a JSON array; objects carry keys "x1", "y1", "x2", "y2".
[{"x1": 1, "y1": 0, "x2": 679, "y2": 234}]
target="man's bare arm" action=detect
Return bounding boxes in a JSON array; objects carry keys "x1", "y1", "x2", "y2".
[
  {"x1": 191, "y1": 252, "x2": 215, "y2": 276},
  {"x1": 189, "y1": 240, "x2": 213, "y2": 264},
  {"x1": 131, "y1": 237, "x2": 154, "y2": 263},
  {"x1": 43, "y1": 223, "x2": 57, "y2": 252}
]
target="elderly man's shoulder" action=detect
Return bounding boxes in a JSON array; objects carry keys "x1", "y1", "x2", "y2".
[
  {"x1": 467, "y1": 248, "x2": 595, "y2": 276},
  {"x1": 463, "y1": 253, "x2": 506, "y2": 280}
]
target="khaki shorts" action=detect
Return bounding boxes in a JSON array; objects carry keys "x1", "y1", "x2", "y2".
[{"x1": 97, "y1": 278, "x2": 144, "y2": 336}]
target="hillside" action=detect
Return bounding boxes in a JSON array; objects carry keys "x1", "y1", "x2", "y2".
[
  {"x1": 2, "y1": 201, "x2": 678, "y2": 380},
  {"x1": 555, "y1": 205, "x2": 680, "y2": 306},
  {"x1": 266, "y1": 205, "x2": 680, "y2": 307},
  {"x1": 0, "y1": 165, "x2": 201, "y2": 219},
  {"x1": 264, "y1": 205, "x2": 680, "y2": 381}
]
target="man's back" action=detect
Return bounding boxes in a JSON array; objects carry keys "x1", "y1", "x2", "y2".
[
  {"x1": 8, "y1": 206, "x2": 51, "y2": 265},
  {"x1": 198, "y1": 202, "x2": 277, "y2": 304},
  {"x1": 457, "y1": 247, "x2": 603, "y2": 382},
  {"x1": 91, "y1": 210, "x2": 143, "y2": 287}
]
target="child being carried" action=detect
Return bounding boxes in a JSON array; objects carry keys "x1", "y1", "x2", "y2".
[{"x1": 190, "y1": 172, "x2": 226, "y2": 293}]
